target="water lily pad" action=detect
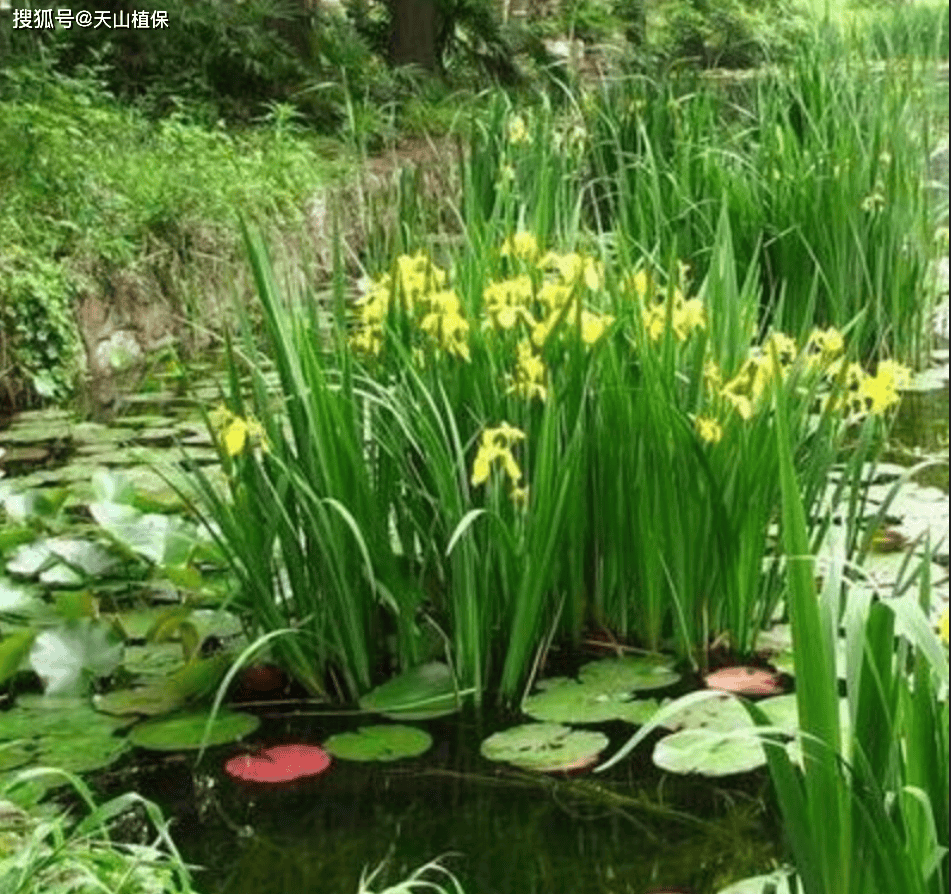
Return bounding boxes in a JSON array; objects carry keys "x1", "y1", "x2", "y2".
[
  {"x1": 0, "y1": 695, "x2": 129, "y2": 773},
  {"x1": 652, "y1": 728, "x2": 767, "y2": 776},
  {"x1": 5, "y1": 541, "x2": 55, "y2": 577},
  {"x1": 225, "y1": 744, "x2": 332, "y2": 783},
  {"x1": 359, "y1": 662, "x2": 461, "y2": 720},
  {"x1": 522, "y1": 676, "x2": 661, "y2": 724},
  {"x1": 658, "y1": 692, "x2": 754, "y2": 732},
  {"x1": 29, "y1": 620, "x2": 124, "y2": 695},
  {"x1": 578, "y1": 654, "x2": 681, "y2": 692},
  {"x1": 90, "y1": 501, "x2": 197, "y2": 566},
  {"x1": 128, "y1": 710, "x2": 260, "y2": 751},
  {"x1": 121, "y1": 642, "x2": 190, "y2": 679},
  {"x1": 704, "y1": 666, "x2": 784, "y2": 696},
  {"x1": 0, "y1": 579, "x2": 42, "y2": 618},
  {"x1": 323, "y1": 725, "x2": 432, "y2": 762},
  {"x1": 46, "y1": 537, "x2": 118, "y2": 577},
  {"x1": 39, "y1": 564, "x2": 85, "y2": 586},
  {"x1": 93, "y1": 685, "x2": 184, "y2": 717},
  {"x1": 480, "y1": 723, "x2": 608, "y2": 772}
]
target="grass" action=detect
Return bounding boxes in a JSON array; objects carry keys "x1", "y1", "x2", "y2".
[{"x1": 0, "y1": 767, "x2": 197, "y2": 894}]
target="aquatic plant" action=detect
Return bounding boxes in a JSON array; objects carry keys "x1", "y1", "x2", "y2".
[
  {"x1": 598, "y1": 362, "x2": 949, "y2": 893},
  {"x1": 740, "y1": 359, "x2": 949, "y2": 894},
  {"x1": 486, "y1": 37, "x2": 940, "y2": 367},
  {"x1": 188, "y1": 216, "x2": 907, "y2": 706}
]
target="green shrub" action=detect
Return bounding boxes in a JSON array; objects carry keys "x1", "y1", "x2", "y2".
[
  {"x1": 646, "y1": 0, "x2": 810, "y2": 68},
  {"x1": 0, "y1": 247, "x2": 82, "y2": 405}
]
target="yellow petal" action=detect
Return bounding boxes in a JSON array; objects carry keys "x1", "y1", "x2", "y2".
[
  {"x1": 223, "y1": 419, "x2": 248, "y2": 456},
  {"x1": 471, "y1": 449, "x2": 492, "y2": 486}
]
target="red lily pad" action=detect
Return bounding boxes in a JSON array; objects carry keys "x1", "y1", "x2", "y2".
[
  {"x1": 224, "y1": 744, "x2": 331, "y2": 784},
  {"x1": 704, "y1": 666, "x2": 784, "y2": 696}
]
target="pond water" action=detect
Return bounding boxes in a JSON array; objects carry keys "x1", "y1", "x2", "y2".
[{"x1": 94, "y1": 708, "x2": 779, "y2": 894}]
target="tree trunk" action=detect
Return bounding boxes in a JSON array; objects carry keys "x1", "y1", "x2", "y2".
[{"x1": 389, "y1": 0, "x2": 439, "y2": 71}]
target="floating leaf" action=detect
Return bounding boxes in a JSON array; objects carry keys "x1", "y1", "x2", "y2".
[
  {"x1": 704, "y1": 666, "x2": 785, "y2": 696},
  {"x1": 93, "y1": 686, "x2": 183, "y2": 717},
  {"x1": 225, "y1": 744, "x2": 332, "y2": 783},
  {"x1": 29, "y1": 620, "x2": 124, "y2": 695},
  {"x1": 46, "y1": 537, "x2": 118, "y2": 577},
  {"x1": 522, "y1": 676, "x2": 661, "y2": 724},
  {"x1": 89, "y1": 501, "x2": 197, "y2": 566},
  {"x1": 359, "y1": 662, "x2": 461, "y2": 720},
  {"x1": 577, "y1": 654, "x2": 681, "y2": 692},
  {"x1": 657, "y1": 691, "x2": 754, "y2": 732},
  {"x1": 0, "y1": 577, "x2": 40, "y2": 617},
  {"x1": 5, "y1": 541, "x2": 55, "y2": 578},
  {"x1": 39, "y1": 564, "x2": 85, "y2": 586},
  {"x1": 323, "y1": 725, "x2": 432, "y2": 762},
  {"x1": 0, "y1": 695, "x2": 128, "y2": 774},
  {"x1": 480, "y1": 723, "x2": 608, "y2": 772},
  {"x1": 128, "y1": 710, "x2": 260, "y2": 751},
  {"x1": 653, "y1": 728, "x2": 767, "y2": 776}
]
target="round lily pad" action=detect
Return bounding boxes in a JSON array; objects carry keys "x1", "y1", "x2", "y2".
[
  {"x1": 577, "y1": 654, "x2": 681, "y2": 692},
  {"x1": 323, "y1": 725, "x2": 432, "y2": 762},
  {"x1": 480, "y1": 723, "x2": 608, "y2": 773},
  {"x1": 704, "y1": 666, "x2": 784, "y2": 696},
  {"x1": 653, "y1": 728, "x2": 767, "y2": 776},
  {"x1": 94, "y1": 685, "x2": 183, "y2": 717},
  {"x1": 225, "y1": 744, "x2": 332, "y2": 783},
  {"x1": 522, "y1": 676, "x2": 661, "y2": 725},
  {"x1": 359, "y1": 662, "x2": 461, "y2": 720},
  {"x1": 128, "y1": 710, "x2": 259, "y2": 751},
  {"x1": 0, "y1": 695, "x2": 129, "y2": 773},
  {"x1": 658, "y1": 692, "x2": 753, "y2": 732}
]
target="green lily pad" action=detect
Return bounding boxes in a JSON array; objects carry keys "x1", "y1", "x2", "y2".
[
  {"x1": 39, "y1": 564, "x2": 85, "y2": 586},
  {"x1": 94, "y1": 685, "x2": 184, "y2": 718},
  {"x1": 480, "y1": 723, "x2": 608, "y2": 772},
  {"x1": 658, "y1": 692, "x2": 754, "y2": 732},
  {"x1": 323, "y1": 724, "x2": 432, "y2": 762},
  {"x1": 652, "y1": 727, "x2": 767, "y2": 776},
  {"x1": 29, "y1": 620, "x2": 124, "y2": 695},
  {"x1": 5, "y1": 541, "x2": 55, "y2": 577},
  {"x1": 90, "y1": 501, "x2": 198, "y2": 566},
  {"x1": 46, "y1": 537, "x2": 118, "y2": 577},
  {"x1": 578, "y1": 654, "x2": 681, "y2": 692},
  {"x1": 0, "y1": 695, "x2": 129, "y2": 773},
  {"x1": 128, "y1": 710, "x2": 260, "y2": 751},
  {"x1": 522, "y1": 675, "x2": 661, "y2": 725},
  {"x1": 359, "y1": 662, "x2": 461, "y2": 720},
  {"x1": 0, "y1": 577, "x2": 43, "y2": 618},
  {"x1": 121, "y1": 642, "x2": 190, "y2": 679}
]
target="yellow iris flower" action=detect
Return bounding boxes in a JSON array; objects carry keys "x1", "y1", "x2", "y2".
[{"x1": 471, "y1": 423, "x2": 526, "y2": 487}]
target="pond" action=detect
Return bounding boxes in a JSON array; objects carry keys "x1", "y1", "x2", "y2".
[
  {"x1": 0, "y1": 329, "x2": 946, "y2": 893},
  {"x1": 94, "y1": 706, "x2": 781, "y2": 894}
]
